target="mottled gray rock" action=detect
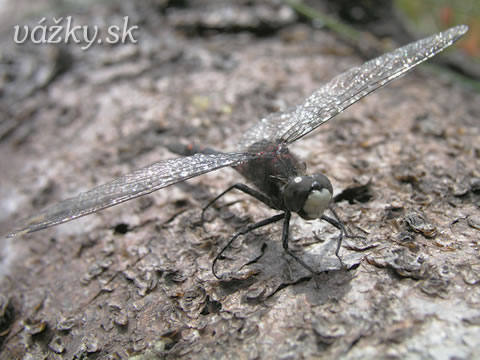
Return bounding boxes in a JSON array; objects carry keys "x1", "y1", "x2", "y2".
[{"x1": 0, "y1": 1, "x2": 479, "y2": 359}]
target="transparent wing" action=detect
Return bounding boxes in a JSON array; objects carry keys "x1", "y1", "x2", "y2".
[
  {"x1": 8, "y1": 152, "x2": 253, "y2": 237},
  {"x1": 240, "y1": 25, "x2": 468, "y2": 148}
]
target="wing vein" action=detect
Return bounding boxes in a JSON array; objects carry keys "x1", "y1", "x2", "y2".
[{"x1": 8, "y1": 152, "x2": 253, "y2": 237}]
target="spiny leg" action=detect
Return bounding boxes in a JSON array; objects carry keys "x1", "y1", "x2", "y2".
[
  {"x1": 321, "y1": 214, "x2": 347, "y2": 269},
  {"x1": 212, "y1": 213, "x2": 285, "y2": 279},
  {"x1": 281, "y1": 211, "x2": 320, "y2": 276},
  {"x1": 328, "y1": 206, "x2": 356, "y2": 238},
  {"x1": 201, "y1": 183, "x2": 275, "y2": 229},
  {"x1": 323, "y1": 207, "x2": 366, "y2": 267}
]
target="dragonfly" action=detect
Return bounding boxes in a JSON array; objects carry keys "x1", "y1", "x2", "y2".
[{"x1": 8, "y1": 25, "x2": 468, "y2": 279}]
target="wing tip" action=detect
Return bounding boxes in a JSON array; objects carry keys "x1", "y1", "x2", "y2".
[
  {"x1": 5, "y1": 214, "x2": 47, "y2": 238},
  {"x1": 5, "y1": 228, "x2": 30, "y2": 238},
  {"x1": 447, "y1": 25, "x2": 469, "y2": 50},
  {"x1": 444, "y1": 24, "x2": 469, "y2": 41},
  {"x1": 455, "y1": 24, "x2": 469, "y2": 36}
]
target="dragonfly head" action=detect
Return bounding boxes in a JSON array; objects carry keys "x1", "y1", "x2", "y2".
[{"x1": 284, "y1": 174, "x2": 333, "y2": 220}]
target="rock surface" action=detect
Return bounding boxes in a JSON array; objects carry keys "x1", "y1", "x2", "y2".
[{"x1": 0, "y1": 1, "x2": 479, "y2": 359}]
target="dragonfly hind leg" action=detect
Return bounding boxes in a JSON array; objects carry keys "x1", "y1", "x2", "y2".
[
  {"x1": 201, "y1": 183, "x2": 276, "y2": 230},
  {"x1": 212, "y1": 213, "x2": 285, "y2": 279}
]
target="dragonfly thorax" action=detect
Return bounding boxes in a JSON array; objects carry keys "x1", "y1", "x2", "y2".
[{"x1": 283, "y1": 174, "x2": 333, "y2": 220}]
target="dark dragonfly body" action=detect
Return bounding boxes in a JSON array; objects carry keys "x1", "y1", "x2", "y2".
[
  {"x1": 171, "y1": 140, "x2": 333, "y2": 221},
  {"x1": 8, "y1": 25, "x2": 468, "y2": 278},
  {"x1": 236, "y1": 140, "x2": 308, "y2": 212},
  {"x1": 169, "y1": 139, "x2": 339, "y2": 278}
]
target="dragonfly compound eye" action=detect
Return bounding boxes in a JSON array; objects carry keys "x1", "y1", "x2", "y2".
[{"x1": 284, "y1": 175, "x2": 333, "y2": 219}]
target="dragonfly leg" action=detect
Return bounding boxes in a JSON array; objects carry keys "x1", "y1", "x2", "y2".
[
  {"x1": 201, "y1": 183, "x2": 275, "y2": 230},
  {"x1": 329, "y1": 207, "x2": 366, "y2": 237},
  {"x1": 324, "y1": 207, "x2": 366, "y2": 256},
  {"x1": 281, "y1": 211, "x2": 322, "y2": 280},
  {"x1": 212, "y1": 213, "x2": 285, "y2": 279},
  {"x1": 321, "y1": 215, "x2": 346, "y2": 268}
]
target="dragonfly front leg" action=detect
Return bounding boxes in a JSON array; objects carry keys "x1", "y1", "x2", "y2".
[
  {"x1": 322, "y1": 208, "x2": 367, "y2": 269},
  {"x1": 321, "y1": 214, "x2": 346, "y2": 269},
  {"x1": 282, "y1": 211, "x2": 320, "y2": 276}
]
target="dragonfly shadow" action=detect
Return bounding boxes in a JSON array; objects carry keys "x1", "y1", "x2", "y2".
[{"x1": 211, "y1": 216, "x2": 365, "y2": 286}]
